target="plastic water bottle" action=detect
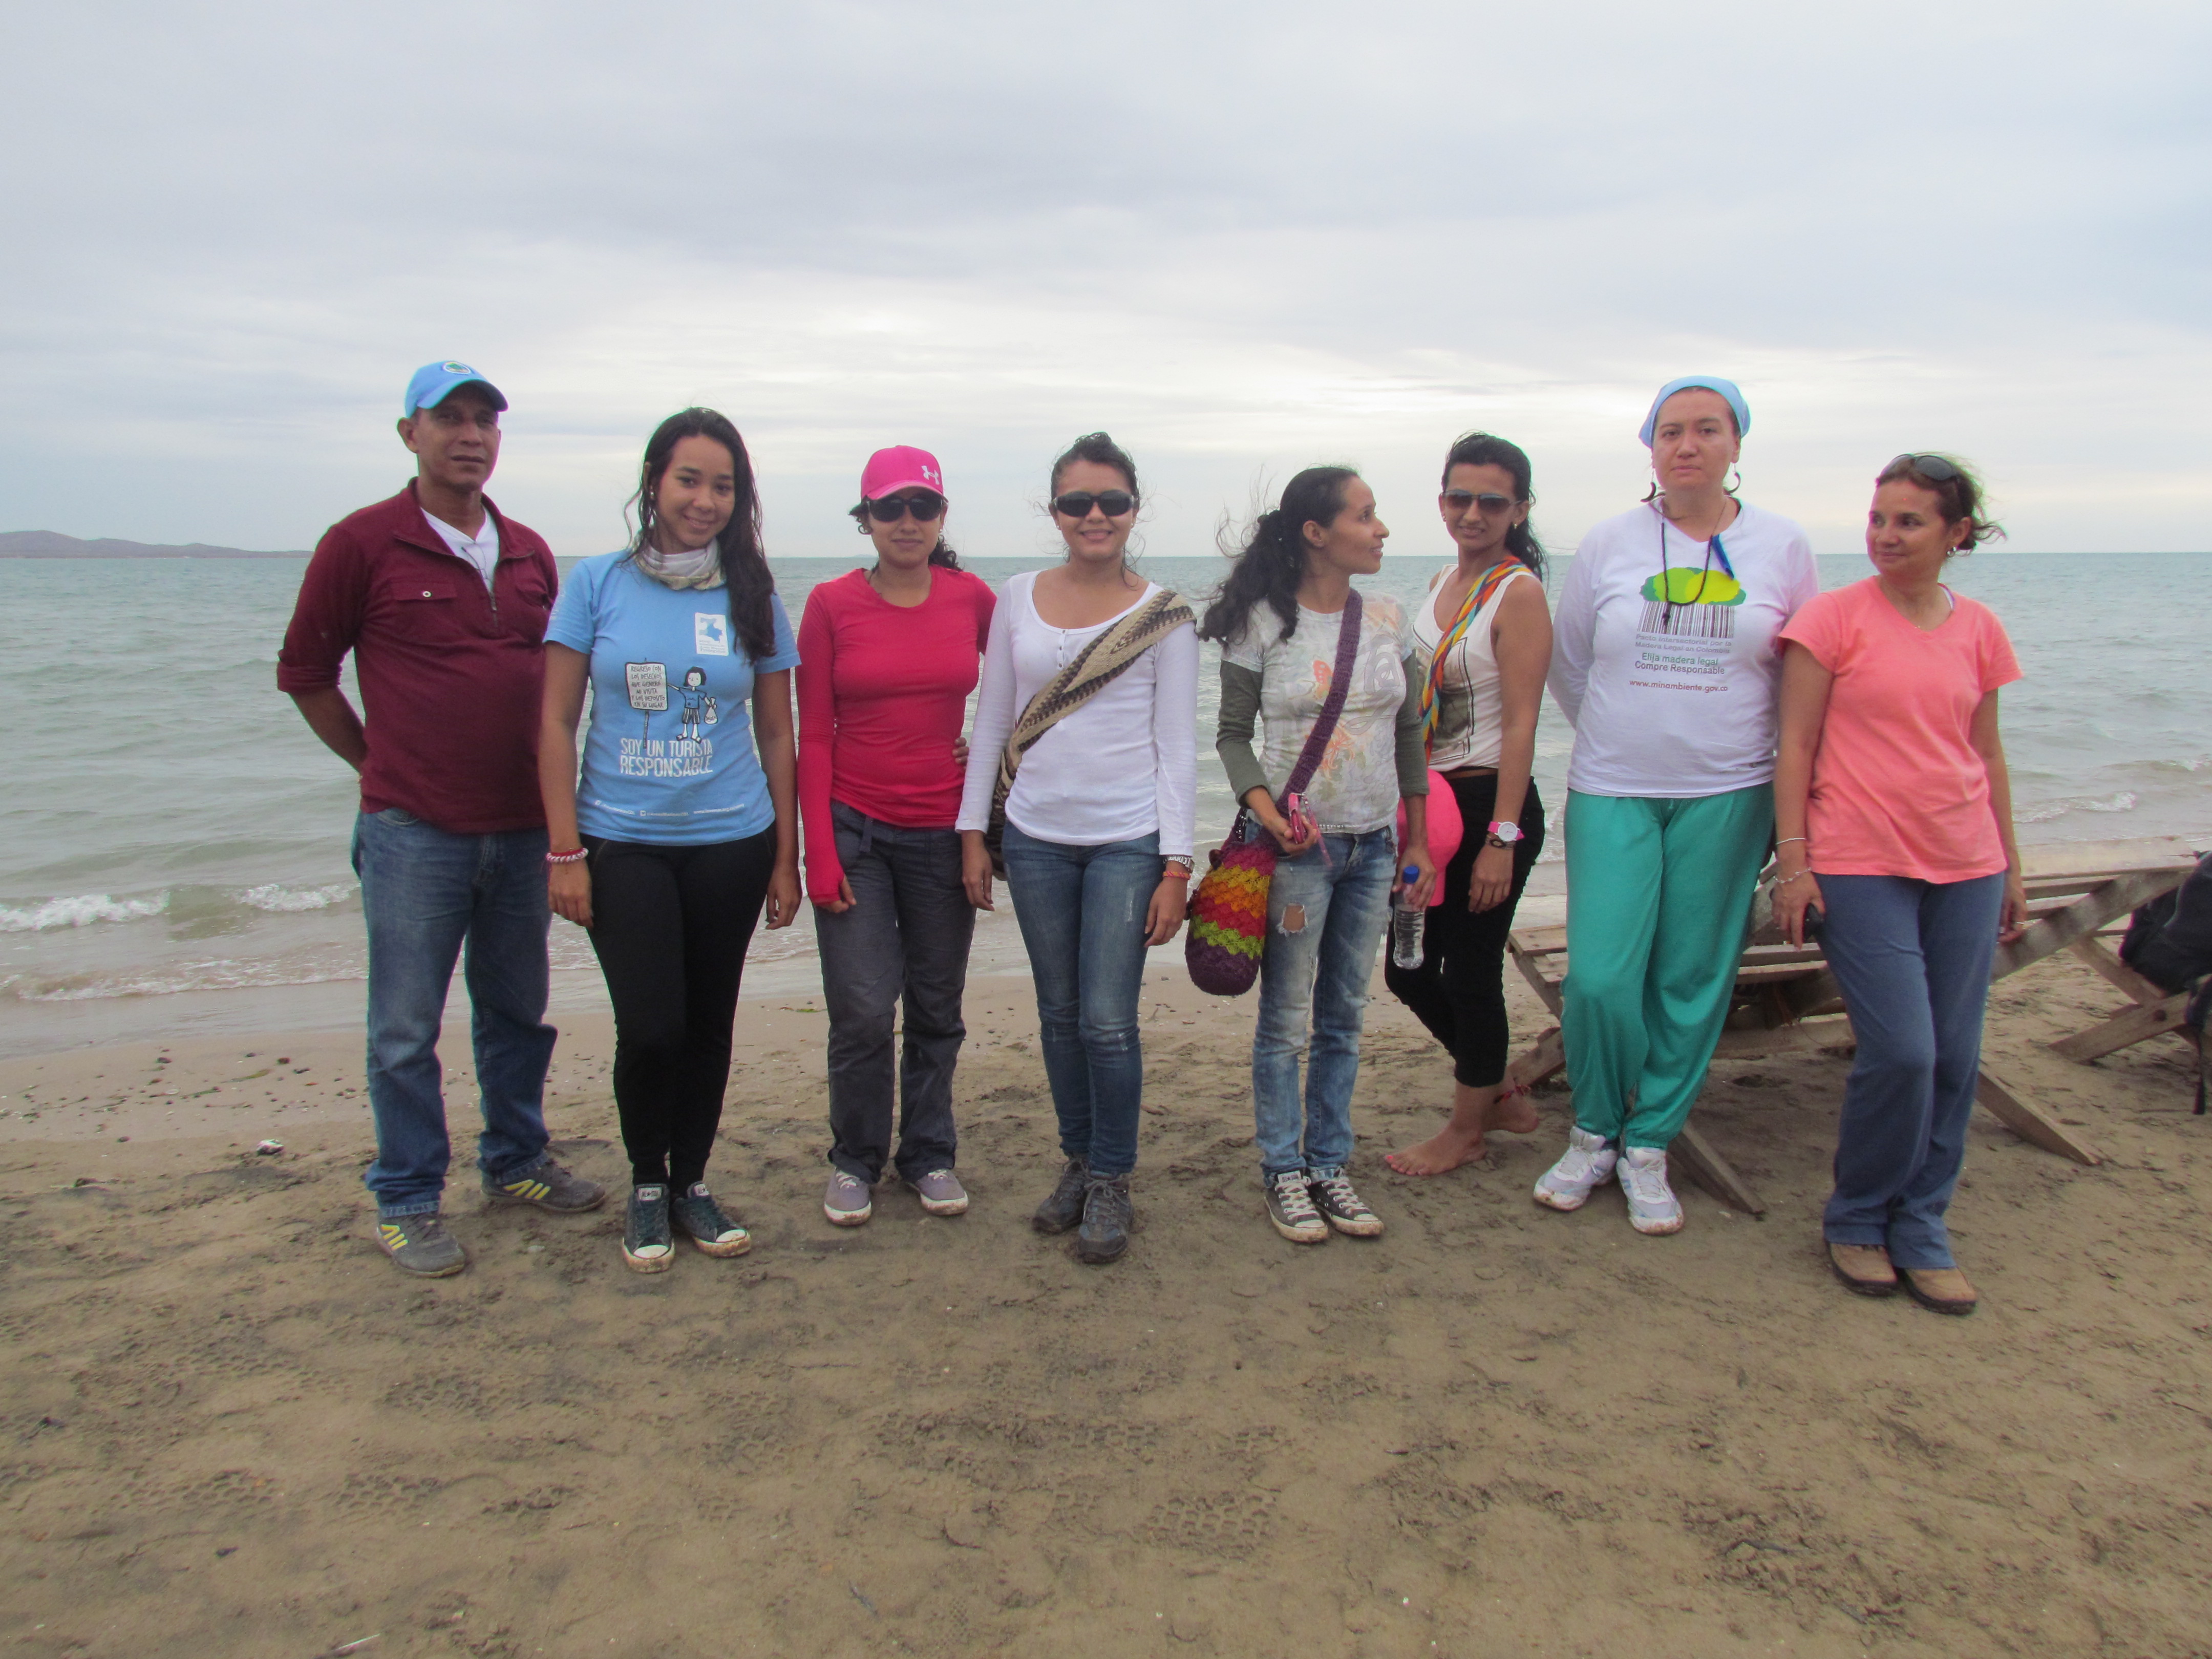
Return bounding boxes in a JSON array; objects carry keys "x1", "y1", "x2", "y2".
[{"x1": 1390, "y1": 866, "x2": 1426, "y2": 969}]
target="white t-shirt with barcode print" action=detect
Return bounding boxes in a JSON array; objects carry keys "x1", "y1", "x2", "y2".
[{"x1": 1546, "y1": 500, "x2": 1819, "y2": 799}]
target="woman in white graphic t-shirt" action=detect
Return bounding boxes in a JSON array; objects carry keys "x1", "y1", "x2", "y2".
[{"x1": 1537, "y1": 378, "x2": 1819, "y2": 1236}]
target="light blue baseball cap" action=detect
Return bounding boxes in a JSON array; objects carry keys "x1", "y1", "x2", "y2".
[
  {"x1": 1639, "y1": 376, "x2": 1748, "y2": 447},
  {"x1": 403, "y1": 359, "x2": 508, "y2": 417}
]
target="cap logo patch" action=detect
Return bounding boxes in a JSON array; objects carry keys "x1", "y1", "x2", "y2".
[{"x1": 443, "y1": 361, "x2": 470, "y2": 373}]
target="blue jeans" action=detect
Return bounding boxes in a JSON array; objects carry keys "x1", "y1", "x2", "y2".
[
  {"x1": 1254, "y1": 827, "x2": 1397, "y2": 1176},
  {"x1": 351, "y1": 809, "x2": 557, "y2": 1217},
  {"x1": 1000, "y1": 822, "x2": 1160, "y2": 1180},
  {"x1": 1817, "y1": 871, "x2": 2005, "y2": 1270}
]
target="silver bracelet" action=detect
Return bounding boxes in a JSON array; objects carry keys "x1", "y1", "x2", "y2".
[{"x1": 1775, "y1": 836, "x2": 1810, "y2": 848}]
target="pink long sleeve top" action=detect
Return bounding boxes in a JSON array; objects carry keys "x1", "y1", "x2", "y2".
[{"x1": 796, "y1": 566, "x2": 996, "y2": 903}]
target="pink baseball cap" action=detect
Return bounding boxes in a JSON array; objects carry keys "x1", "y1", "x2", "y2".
[{"x1": 859, "y1": 445, "x2": 946, "y2": 501}]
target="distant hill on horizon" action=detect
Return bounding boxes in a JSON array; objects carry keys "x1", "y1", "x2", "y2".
[{"x1": 1, "y1": 530, "x2": 306, "y2": 559}]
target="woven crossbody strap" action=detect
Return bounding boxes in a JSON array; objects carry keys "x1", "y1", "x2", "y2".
[
  {"x1": 993, "y1": 587, "x2": 1194, "y2": 810},
  {"x1": 1283, "y1": 589, "x2": 1363, "y2": 800}
]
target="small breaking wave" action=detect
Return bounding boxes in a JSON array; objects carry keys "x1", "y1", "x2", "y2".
[
  {"x1": 0, "y1": 880, "x2": 359, "y2": 934},
  {"x1": 239, "y1": 882, "x2": 356, "y2": 913},
  {"x1": 2020, "y1": 791, "x2": 2140, "y2": 825},
  {"x1": 0, "y1": 892, "x2": 170, "y2": 932}
]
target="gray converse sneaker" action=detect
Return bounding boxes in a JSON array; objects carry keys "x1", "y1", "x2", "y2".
[
  {"x1": 671, "y1": 1184, "x2": 752, "y2": 1257},
  {"x1": 623, "y1": 1184, "x2": 675, "y2": 1272},
  {"x1": 1032, "y1": 1157, "x2": 1090, "y2": 1235},
  {"x1": 823, "y1": 1169, "x2": 874, "y2": 1227},
  {"x1": 908, "y1": 1168, "x2": 969, "y2": 1217},
  {"x1": 1264, "y1": 1169, "x2": 1328, "y2": 1244},
  {"x1": 374, "y1": 1212, "x2": 465, "y2": 1277},
  {"x1": 482, "y1": 1154, "x2": 607, "y2": 1214},
  {"x1": 1306, "y1": 1168, "x2": 1384, "y2": 1238}
]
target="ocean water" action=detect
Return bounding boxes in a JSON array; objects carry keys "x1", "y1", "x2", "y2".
[{"x1": 2, "y1": 550, "x2": 2205, "y2": 1055}]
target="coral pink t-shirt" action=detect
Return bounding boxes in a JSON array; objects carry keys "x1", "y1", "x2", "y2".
[
  {"x1": 795, "y1": 566, "x2": 995, "y2": 902},
  {"x1": 1779, "y1": 578, "x2": 2021, "y2": 882}
]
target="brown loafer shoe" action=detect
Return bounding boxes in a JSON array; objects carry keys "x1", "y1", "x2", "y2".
[
  {"x1": 1899, "y1": 1265, "x2": 1978, "y2": 1316},
  {"x1": 1828, "y1": 1242, "x2": 1898, "y2": 1297}
]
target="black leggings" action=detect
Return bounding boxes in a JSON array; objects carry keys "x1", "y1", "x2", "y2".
[
  {"x1": 1382, "y1": 776, "x2": 1544, "y2": 1088},
  {"x1": 582, "y1": 830, "x2": 775, "y2": 1188}
]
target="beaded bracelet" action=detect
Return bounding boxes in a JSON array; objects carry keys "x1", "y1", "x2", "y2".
[{"x1": 546, "y1": 847, "x2": 589, "y2": 866}]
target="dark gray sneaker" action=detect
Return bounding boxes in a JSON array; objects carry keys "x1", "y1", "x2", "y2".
[
  {"x1": 1032, "y1": 1157, "x2": 1090, "y2": 1235},
  {"x1": 374, "y1": 1213, "x2": 466, "y2": 1277},
  {"x1": 1074, "y1": 1175, "x2": 1132, "y2": 1265},
  {"x1": 623, "y1": 1184, "x2": 674, "y2": 1273},
  {"x1": 671, "y1": 1183, "x2": 752, "y2": 1257},
  {"x1": 482, "y1": 1154, "x2": 607, "y2": 1214}
]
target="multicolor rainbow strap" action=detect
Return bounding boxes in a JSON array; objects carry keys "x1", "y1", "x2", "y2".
[{"x1": 1418, "y1": 558, "x2": 1524, "y2": 753}]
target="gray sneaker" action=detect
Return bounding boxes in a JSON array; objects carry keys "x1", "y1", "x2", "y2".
[
  {"x1": 374, "y1": 1213, "x2": 465, "y2": 1277},
  {"x1": 1074, "y1": 1175, "x2": 1133, "y2": 1265},
  {"x1": 823, "y1": 1169, "x2": 874, "y2": 1227},
  {"x1": 482, "y1": 1154, "x2": 606, "y2": 1214},
  {"x1": 1032, "y1": 1157, "x2": 1090, "y2": 1235},
  {"x1": 908, "y1": 1168, "x2": 969, "y2": 1217},
  {"x1": 671, "y1": 1184, "x2": 752, "y2": 1257}
]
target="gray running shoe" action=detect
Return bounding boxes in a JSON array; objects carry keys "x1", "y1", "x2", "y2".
[
  {"x1": 823, "y1": 1169, "x2": 874, "y2": 1227},
  {"x1": 908, "y1": 1168, "x2": 969, "y2": 1217},
  {"x1": 374, "y1": 1213, "x2": 465, "y2": 1277},
  {"x1": 1307, "y1": 1168, "x2": 1384, "y2": 1238},
  {"x1": 482, "y1": 1154, "x2": 607, "y2": 1214},
  {"x1": 1265, "y1": 1169, "x2": 1328, "y2": 1244},
  {"x1": 623, "y1": 1184, "x2": 674, "y2": 1273},
  {"x1": 672, "y1": 1184, "x2": 752, "y2": 1257},
  {"x1": 1032, "y1": 1157, "x2": 1090, "y2": 1235},
  {"x1": 1074, "y1": 1175, "x2": 1133, "y2": 1264}
]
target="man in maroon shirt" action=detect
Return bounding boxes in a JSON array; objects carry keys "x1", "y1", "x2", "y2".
[{"x1": 279, "y1": 360, "x2": 605, "y2": 1276}]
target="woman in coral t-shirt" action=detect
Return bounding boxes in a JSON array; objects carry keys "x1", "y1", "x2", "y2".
[
  {"x1": 797, "y1": 445, "x2": 995, "y2": 1230},
  {"x1": 1773, "y1": 453, "x2": 2026, "y2": 1317}
]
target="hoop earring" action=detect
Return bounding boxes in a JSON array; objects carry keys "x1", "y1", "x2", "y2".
[
  {"x1": 1724, "y1": 469, "x2": 1743, "y2": 496},
  {"x1": 1641, "y1": 481, "x2": 1660, "y2": 503}
]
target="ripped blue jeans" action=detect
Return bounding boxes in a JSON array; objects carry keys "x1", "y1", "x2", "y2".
[
  {"x1": 1001, "y1": 823, "x2": 1162, "y2": 1179},
  {"x1": 1254, "y1": 827, "x2": 1398, "y2": 1177}
]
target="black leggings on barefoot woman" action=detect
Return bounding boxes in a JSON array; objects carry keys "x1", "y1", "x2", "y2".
[{"x1": 1384, "y1": 774, "x2": 1545, "y2": 1085}]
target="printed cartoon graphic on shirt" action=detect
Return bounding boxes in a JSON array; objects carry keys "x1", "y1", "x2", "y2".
[{"x1": 618, "y1": 661, "x2": 717, "y2": 776}]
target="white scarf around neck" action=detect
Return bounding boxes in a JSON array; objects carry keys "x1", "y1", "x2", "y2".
[{"x1": 633, "y1": 539, "x2": 724, "y2": 590}]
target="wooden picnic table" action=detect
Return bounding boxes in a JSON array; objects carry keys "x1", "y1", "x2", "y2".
[{"x1": 1501, "y1": 844, "x2": 2203, "y2": 1216}]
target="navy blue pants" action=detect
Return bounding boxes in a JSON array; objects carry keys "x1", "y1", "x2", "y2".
[{"x1": 1817, "y1": 871, "x2": 2005, "y2": 1270}]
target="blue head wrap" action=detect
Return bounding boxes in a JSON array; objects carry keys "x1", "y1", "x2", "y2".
[{"x1": 1639, "y1": 377, "x2": 1749, "y2": 448}]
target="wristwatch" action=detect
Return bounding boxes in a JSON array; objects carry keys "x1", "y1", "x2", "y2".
[
  {"x1": 1486, "y1": 820, "x2": 1525, "y2": 845},
  {"x1": 1164, "y1": 855, "x2": 1196, "y2": 877}
]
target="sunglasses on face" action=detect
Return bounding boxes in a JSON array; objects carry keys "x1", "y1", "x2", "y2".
[
  {"x1": 864, "y1": 492, "x2": 946, "y2": 523},
  {"x1": 1442, "y1": 490, "x2": 1516, "y2": 515},
  {"x1": 1888, "y1": 453, "x2": 1959, "y2": 482},
  {"x1": 1051, "y1": 490, "x2": 1137, "y2": 519}
]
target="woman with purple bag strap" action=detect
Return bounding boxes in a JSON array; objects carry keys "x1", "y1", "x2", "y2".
[{"x1": 1203, "y1": 469, "x2": 1437, "y2": 1245}]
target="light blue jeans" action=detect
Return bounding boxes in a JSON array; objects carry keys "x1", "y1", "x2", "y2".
[
  {"x1": 1253, "y1": 827, "x2": 1398, "y2": 1177},
  {"x1": 351, "y1": 808, "x2": 557, "y2": 1217},
  {"x1": 1001, "y1": 823, "x2": 1161, "y2": 1180}
]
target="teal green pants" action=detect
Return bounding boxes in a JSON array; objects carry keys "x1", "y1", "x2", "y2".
[{"x1": 1561, "y1": 786, "x2": 1772, "y2": 1150}]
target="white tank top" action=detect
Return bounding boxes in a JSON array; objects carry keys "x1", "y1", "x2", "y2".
[{"x1": 1411, "y1": 565, "x2": 1534, "y2": 772}]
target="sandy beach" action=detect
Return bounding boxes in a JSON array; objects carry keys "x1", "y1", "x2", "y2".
[{"x1": 4, "y1": 871, "x2": 2209, "y2": 1658}]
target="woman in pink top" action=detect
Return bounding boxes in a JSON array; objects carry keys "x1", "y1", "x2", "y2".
[
  {"x1": 797, "y1": 446, "x2": 996, "y2": 1229},
  {"x1": 1773, "y1": 454, "x2": 2025, "y2": 1316}
]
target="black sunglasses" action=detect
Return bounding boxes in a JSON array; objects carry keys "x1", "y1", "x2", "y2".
[
  {"x1": 864, "y1": 492, "x2": 946, "y2": 523},
  {"x1": 1442, "y1": 490, "x2": 1516, "y2": 514},
  {"x1": 1051, "y1": 489, "x2": 1137, "y2": 519},
  {"x1": 1887, "y1": 453, "x2": 1959, "y2": 483}
]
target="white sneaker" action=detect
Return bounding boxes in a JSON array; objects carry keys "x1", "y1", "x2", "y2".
[
  {"x1": 1617, "y1": 1146, "x2": 1684, "y2": 1235},
  {"x1": 1533, "y1": 1127, "x2": 1619, "y2": 1212}
]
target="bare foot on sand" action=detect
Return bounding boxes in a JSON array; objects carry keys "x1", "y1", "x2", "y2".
[
  {"x1": 1486, "y1": 1087, "x2": 1540, "y2": 1136},
  {"x1": 1386, "y1": 1121, "x2": 1489, "y2": 1176}
]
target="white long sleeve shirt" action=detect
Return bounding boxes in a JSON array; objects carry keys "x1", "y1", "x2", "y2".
[
  {"x1": 1547, "y1": 501, "x2": 1819, "y2": 798},
  {"x1": 956, "y1": 571, "x2": 1199, "y2": 855}
]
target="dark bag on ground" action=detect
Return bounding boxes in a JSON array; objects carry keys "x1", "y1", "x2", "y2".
[{"x1": 2118, "y1": 850, "x2": 2212, "y2": 1112}]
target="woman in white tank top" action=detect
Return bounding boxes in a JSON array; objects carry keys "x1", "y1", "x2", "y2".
[{"x1": 1383, "y1": 433, "x2": 1554, "y2": 1177}]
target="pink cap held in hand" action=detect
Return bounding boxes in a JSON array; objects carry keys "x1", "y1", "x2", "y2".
[{"x1": 860, "y1": 445, "x2": 946, "y2": 501}]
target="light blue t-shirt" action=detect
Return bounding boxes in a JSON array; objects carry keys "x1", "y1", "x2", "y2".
[{"x1": 546, "y1": 553, "x2": 801, "y2": 845}]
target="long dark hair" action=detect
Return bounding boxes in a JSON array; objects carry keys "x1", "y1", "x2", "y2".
[
  {"x1": 1441, "y1": 432, "x2": 1546, "y2": 581},
  {"x1": 1049, "y1": 431, "x2": 1139, "y2": 499},
  {"x1": 846, "y1": 500, "x2": 962, "y2": 569},
  {"x1": 1199, "y1": 466, "x2": 1360, "y2": 645},
  {"x1": 1875, "y1": 453, "x2": 2005, "y2": 552},
  {"x1": 627, "y1": 408, "x2": 777, "y2": 661}
]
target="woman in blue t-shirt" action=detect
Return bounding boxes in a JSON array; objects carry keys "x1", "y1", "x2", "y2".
[{"x1": 540, "y1": 407, "x2": 802, "y2": 1273}]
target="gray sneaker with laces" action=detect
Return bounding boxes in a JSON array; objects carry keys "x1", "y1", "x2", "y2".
[
  {"x1": 1074, "y1": 1174, "x2": 1133, "y2": 1264},
  {"x1": 823, "y1": 1169, "x2": 874, "y2": 1227},
  {"x1": 1032, "y1": 1157, "x2": 1090, "y2": 1235},
  {"x1": 1265, "y1": 1169, "x2": 1328, "y2": 1244},
  {"x1": 481, "y1": 1154, "x2": 607, "y2": 1214},
  {"x1": 1306, "y1": 1168, "x2": 1384, "y2": 1238},
  {"x1": 672, "y1": 1184, "x2": 752, "y2": 1256},
  {"x1": 908, "y1": 1168, "x2": 969, "y2": 1217},
  {"x1": 375, "y1": 1212, "x2": 466, "y2": 1277}
]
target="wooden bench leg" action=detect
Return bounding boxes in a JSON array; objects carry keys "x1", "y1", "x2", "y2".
[
  {"x1": 1672, "y1": 1121, "x2": 1767, "y2": 1217},
  {"x1": 1975, "y1": 1067, "x2": 2102, "y2": 1165},
  {"x1": 1505, "y1": 1025, "x2": 1567, "y2": 1092},
  {"x1": 2050, "y1": 991, "x2": 2194, "y2": 1063}
]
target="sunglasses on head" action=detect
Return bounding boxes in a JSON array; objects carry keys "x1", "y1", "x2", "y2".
[
  {"x1": 864, "y1": 492, "x2": 946, "y2": 523},
  {"x1": 1051, "y1": 489, "x2": 1137, "y2": 519},
  {"x1": 1888, "y1": 453, "x2": 1960, "y2": 483},
  {"x1": 1442, "y1": 489, "x2": 1516, "y2": 515}
]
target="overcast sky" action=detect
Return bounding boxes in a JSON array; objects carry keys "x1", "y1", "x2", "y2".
[{"x1": 2, "y1": 0, "x2": 2205, "y2": 558}]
